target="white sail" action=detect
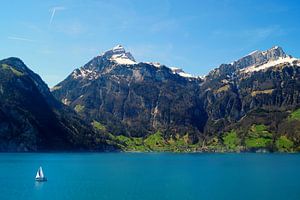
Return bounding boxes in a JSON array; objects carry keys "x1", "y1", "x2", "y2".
[
  {"x1": 36, "y1": 166, "x2": 44, "y2": 179},
  {"x1": 39, "y1": 167, "x2": 44, "y2": 178},
  {"x1": 35, "y1": 166, "x2": 47, "y2": 181},
  {"x1": 35, "y1": 170, "x2": 40, "y2": 178}
]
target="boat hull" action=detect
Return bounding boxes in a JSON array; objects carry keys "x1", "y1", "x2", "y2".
[{"x1": 35, "y1": 177, "x2": 47, "y2": 182}]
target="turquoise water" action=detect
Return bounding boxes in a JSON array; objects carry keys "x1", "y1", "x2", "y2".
[{"x1": 0, "y1": 153, "x2": 299, "y2": 200}]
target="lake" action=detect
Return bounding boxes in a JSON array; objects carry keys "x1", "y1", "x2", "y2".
[{"x1": 0, "y1": 153, "x2": 299, "y2": 200}]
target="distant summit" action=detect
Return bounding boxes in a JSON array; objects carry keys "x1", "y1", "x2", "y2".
[
  {"x1": 208, "y1": 46, "x2": 299, "y2": 79},
  {"x1": 101, "y1": 45, "x2": 137, "y2": 65},
  {"x1": 232, "y1": 46, "x2": 297, "y2": 72},
  {"x1": 71, "y1": 44, "x2": 137, "y2": 80},
  {"x1": 70, "y1": 45, "x2": 195, "y2": 80}
]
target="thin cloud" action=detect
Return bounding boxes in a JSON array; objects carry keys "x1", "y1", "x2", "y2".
[
  {"x1": 49, "y1": 6, "x2": 65, "y2": 25},
  {"x1": 8, "y1": 36, "x2": 36, "y2": 42}
]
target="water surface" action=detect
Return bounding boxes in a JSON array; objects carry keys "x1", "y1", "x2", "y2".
[{"x1": 0, "y1": 153, "x2": 299, "y2": 200}]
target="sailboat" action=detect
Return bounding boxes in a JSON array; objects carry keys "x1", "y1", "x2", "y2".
[{"x1": 35, "y1": 166, "x2": 47, "y2": 182}]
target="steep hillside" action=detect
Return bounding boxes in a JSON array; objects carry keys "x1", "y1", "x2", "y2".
[{"x1": 0, "y1": 58, "x2": 115, "y2": 151}]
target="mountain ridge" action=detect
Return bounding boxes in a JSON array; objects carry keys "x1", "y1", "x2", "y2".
[
  {"x1": 52, "y1": 45, "x2": 300, "y2": 152},
  {"x1": 1, "y1": 45, "x2": 300, "y2": 152}
]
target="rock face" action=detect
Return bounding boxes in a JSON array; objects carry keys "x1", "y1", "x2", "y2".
[
  {"x1": 201, "y1": 46, "x2": 300, "y2": 140},
  {"x1": 0, "y1": 57, "x2": 114, "y2": 151},
  {"x1": 52, "y1": 45, "x2": 206, "y2": 139},
  {"x1": 232, "y1": 46, "x2": 287, "y2": 70},
  {"x1": 53, "y1": 45, "x2": 300, "y2": 150}
]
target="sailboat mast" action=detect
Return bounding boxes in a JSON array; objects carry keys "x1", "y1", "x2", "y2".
[{"x1": 35, "y1": 166, "x2": 47, "y2": 181}]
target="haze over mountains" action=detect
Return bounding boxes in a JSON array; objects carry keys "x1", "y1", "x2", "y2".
[{"x1": 1, "y1": 45, "x2": 300, "y2": 152}]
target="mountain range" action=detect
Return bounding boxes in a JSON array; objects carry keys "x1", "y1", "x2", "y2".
[{"x1": 1, "y1": 45, "x2": 300, "y2": 152}]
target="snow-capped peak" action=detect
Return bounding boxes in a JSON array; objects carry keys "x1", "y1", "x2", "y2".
[
  {"x1": 102, "y1": 44, "x2": 137, "y2": 65},
  {"x1": 236, "y1": 46, "x2": 300, "y2": 74},
  {"x1": 231, "y1": 46, "x2": 288, "y2": 70},
  {"x1": 112, "y1": 44, "x2": 125, "y2": 52},
  {"x1": 241, "y1": 55, "x2": 299, "y2": 73}
]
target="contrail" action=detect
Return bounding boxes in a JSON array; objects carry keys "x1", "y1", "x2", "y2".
[
  {"x1": 8, "y1": 36, "x2": 35, "y2": 42},
  {"x1": 49, "y1": 6, "x2": 65, "y2": 25}
]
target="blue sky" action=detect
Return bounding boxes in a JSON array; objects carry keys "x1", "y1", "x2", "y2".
[{"x1": 1, "y1": 0, "x2": 300, "y2": 87}]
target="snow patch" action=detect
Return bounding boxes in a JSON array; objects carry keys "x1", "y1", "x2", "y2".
[
  {"x1": 170, "y1": 67, "x2": 194, "y2": 78},
  {"x1": 145, "y1": 62, "x2": 162, "y2": 68},
  {"x1": 62, "y1": 98, "x2": 70, "y2": 105},
  {"x1": 248, "y1": 50, "x2": 259, "y2": 56},
  {"x1": 112, "y1": 44, "x2": 124, "y2": 51},
  {"x1": 110, "y1": 54, "x2": 137, "y2": 65},
  {"x1": 241, "y1": 56, "x2": 298, "y2": 73},
  {"x1": 178, "y1": 72, "x2": 194, "y2": 78},
  {"x1": 107, "y1": 45, "x2": 137, "y2": 65},
  {"x1": 72, "y1": 68, "x2": 100, "y2": 80}
]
